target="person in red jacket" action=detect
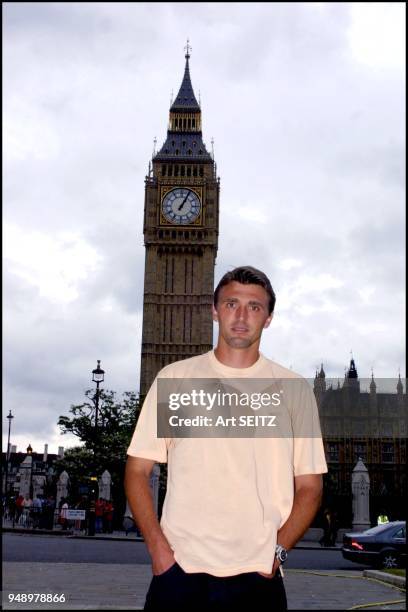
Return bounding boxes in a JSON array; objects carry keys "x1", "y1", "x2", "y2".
[
  {"x1": 103, "y1": 500, "x2": 114, "y2": 534},
  {"x1": 95, "y1": 498, "x2": 105, "y2": 534}
]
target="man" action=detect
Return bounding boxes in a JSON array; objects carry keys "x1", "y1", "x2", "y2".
[{"x1": 125, "y1": 266, "x2": 328, "y2": 610}]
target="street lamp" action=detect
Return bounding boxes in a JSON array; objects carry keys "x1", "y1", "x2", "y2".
[
  {"x1": 4, "y1": 410, "x2": 14, "y2": 498},
  {"x1": 92, "y1": 360, "x2": 105, "y2": 456}
]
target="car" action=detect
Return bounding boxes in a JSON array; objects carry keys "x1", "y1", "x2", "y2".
[{"x1": 342, "y1": 521, "x2": 406, "y2": 569}]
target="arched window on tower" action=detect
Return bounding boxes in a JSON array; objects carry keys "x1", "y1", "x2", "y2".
[
  {"x1": 181, "y1": 166, "x2": 185, "y2": 176},
  {"x1": 187, "y1": 166, "x2": 191, "y2": 176},
  {"x1": 175, "y1": 165, "x2": 179, "y2": 176}
]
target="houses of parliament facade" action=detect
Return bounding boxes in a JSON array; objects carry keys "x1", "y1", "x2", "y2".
[{"x1": 314, "y1": 359, "x2": 406, "y2": 524}]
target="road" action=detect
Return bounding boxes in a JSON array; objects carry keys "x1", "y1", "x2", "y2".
[{"x1": 3, "y1": 533, "x2": 370, "y2": 570}]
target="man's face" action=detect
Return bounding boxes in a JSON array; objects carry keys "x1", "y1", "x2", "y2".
[{"x1": 212, "y1": 281, "x2": 273, "y2": 349}]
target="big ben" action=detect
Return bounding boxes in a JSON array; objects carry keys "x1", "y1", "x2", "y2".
[{"x1": 140, "y1": 43, "x2": 220, "y2": 396}]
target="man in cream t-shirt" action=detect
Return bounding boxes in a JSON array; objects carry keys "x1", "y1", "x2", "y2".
[{"x1": 125, "y1": 266, "x2": 328, "y2": 610}]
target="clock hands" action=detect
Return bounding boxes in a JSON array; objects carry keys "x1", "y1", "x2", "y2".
[{"x1": 178, "y1": 190, "x2": 191, "y2": 211}]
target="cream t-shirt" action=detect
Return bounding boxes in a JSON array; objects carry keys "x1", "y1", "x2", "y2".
[{"x1": 127, "y1": 350, "x2": 328, "y2": 577}]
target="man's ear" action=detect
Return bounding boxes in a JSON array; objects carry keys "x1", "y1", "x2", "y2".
[
  {"x1": 263, "y1": 312, "x2": 273, "y2": 329},
  {"x1": 212, "y1": 304, "x2": 219, "y2": 322}
]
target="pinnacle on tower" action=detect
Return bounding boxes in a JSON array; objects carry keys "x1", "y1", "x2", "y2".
[
  {"x1": 170, "y1": 40, "x2": 200, "y2": 111},
  {"x1": 397, "y1": 372, "x2": 403, "y2": 395}
]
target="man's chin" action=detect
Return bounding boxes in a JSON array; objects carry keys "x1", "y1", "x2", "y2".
[{"x1": 226, "y1": 337, "x2": 253, "y2": 349}]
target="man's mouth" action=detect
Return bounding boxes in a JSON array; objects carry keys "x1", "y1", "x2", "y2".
[{"x1": 231, "y1": 327, "x2": 249, "y2": 333}]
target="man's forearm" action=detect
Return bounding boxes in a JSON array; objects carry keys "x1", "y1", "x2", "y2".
[
  {"x1": 124, "y1": 470, "x2": 171, "y2": 556},
  {"x1": 277, "y1": 483, "x2": 322, "y2": 551}
]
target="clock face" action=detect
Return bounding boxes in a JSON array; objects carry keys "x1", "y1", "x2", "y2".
[{"x1": 162, "y1": 188, "x2": 201, "y2": 225}]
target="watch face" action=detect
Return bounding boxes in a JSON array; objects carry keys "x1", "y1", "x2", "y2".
[{"x1": 162, "y1": 188, "x2": 201, "y2": 225}]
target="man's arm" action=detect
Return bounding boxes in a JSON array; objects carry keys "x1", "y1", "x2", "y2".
[
  {"x1": 124, "y1": 455, "x2": 175, "y2": 575},
  {"x1": 261, "y1": 473, "x2": 323, "y2": 577}
]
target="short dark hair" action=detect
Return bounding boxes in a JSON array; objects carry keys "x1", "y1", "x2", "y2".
[{"x1": 213, "y1": 266, "x2": 276, "y2": 315}]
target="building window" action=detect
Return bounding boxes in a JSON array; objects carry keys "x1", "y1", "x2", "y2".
[
  {"x1": 162, "y1": 165, "x2": 166, "y2": 176},
  {"x1": 381, "y1": 443, "x2": 394, "y2": 463},
  {"x1": 168, "y1": 165, "x2": 173, "y2": 176},
  {"x1": 187, "y1": 166, "x2": 191, "y2": 176},
  {"x1": 328, "y1": 443, "x2": 339, "y2": 462},
  {"x1": 199, "y1": 166, "x2": 204, "y2": 177},
  {"x1": 381, "y1": 421, "x2": 393, "y2": 436},
  {"x1": 175, "y1": 149, "x2": 179, "y2": 156},
  {"x1": 354, "y1": 443, "x2": 367, "y2": 461},
  {"x1": 175, "y1": 165, "x2": 179, "y2": 176},
  {"x1": 192, "y1": 118, "x2": 196, "y2": 128},
  {"x1": 193, "y1": 166, "x2": 197, "y2": 177},
  {"x1": 181, "y1": 166, "x2": 185, "y2": 176}
]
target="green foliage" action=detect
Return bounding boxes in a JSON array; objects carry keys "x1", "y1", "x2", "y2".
[{"x1": 54, "y1": 389, "x2": 142, "y2": 509}]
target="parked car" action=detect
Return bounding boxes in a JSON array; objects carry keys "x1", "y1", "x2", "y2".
[{"x1": 342, "y1": 521, "x2": 406, "y2": 569}]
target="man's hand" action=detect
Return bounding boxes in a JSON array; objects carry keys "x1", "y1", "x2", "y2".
[
  {"x1": 258, "y1": 557, "x2": 280, "y2": 579},
  {"x1": 151, "y1": 542, "x2": 176, "y2": 576},
  {"x1": 125, "y1": 456, "x2": 176, "y2": 576}
]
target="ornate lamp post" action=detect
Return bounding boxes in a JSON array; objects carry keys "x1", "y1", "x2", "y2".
[
  {"x1": 92, "y1": 360, "x2": 105, "y2": 459},
  {"x1": 4, "y1": 410, "x2": 14, "y2": 498}
]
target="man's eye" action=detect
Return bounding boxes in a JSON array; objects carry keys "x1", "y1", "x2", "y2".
[
  {"x1": 251, "y1": 305, "x2": 260, "y2": 311},
  {"x1": 226, "y1": 302, "x2": 235, "y2": 308}
]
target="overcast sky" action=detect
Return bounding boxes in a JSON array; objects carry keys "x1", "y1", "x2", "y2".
[{"x1": 3, "y1": 2, "x2": 406, "y2": 455}]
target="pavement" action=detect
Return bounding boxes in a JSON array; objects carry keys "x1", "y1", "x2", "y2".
[{"x1": 2, "y1": 525, "x2": 406, "y2": 610}]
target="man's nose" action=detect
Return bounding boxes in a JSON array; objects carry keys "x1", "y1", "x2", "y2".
[{"x1": 235, "y1": 306, "x2": 248, "y2": 321}]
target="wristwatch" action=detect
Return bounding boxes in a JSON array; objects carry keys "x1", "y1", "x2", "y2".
[{"x1": 275, "y1": 544, "x2": 288, "y2": 564}]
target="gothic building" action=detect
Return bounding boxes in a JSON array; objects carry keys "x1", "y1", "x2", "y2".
[
  {"x1": 139, "y1": 44, "x2": 220, "y2": 396},
  {"x1": 314, "y1": 359, "x2": 406, "y2": 524}
]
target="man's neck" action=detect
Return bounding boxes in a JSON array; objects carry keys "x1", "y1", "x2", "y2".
[{"x1": 214, "y1": 343, "x2": 261, "y2": 369}]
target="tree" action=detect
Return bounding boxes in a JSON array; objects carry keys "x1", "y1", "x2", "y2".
[{"x1": 55, "y1": 389, "x2": 141, "y2": 519}]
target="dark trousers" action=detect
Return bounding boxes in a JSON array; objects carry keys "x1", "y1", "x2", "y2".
[{"x1": 144, "y1": 562, "x2": 287, "y2": 611}]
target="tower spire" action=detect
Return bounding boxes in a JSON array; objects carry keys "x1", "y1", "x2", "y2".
[{"x1": 170, "y1": 40, "x2": 200, "y2": 111}]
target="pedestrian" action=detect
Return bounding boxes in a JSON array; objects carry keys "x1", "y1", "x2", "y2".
[
  {"x1": 377, "y1": 509, "x2": 389, "y2": 525},
  {"x1": 87, "y1": 497, "x2": 96, "y2": 536},
  {"x1": 21, "y1": 495, "x2": 32, "y2": 527},
  {"x1": 59, "y1": 498, "x2": 69, "y2": 530},
  {"x1": 319, "y1": 508, "x2": 332, "y2": 547},
  {"x1": 103, "y1": 500, "x2": 114, "y2": 534},
  {"x1": 95, "y1": 498, "x2": 105, "y2": 534},
  {"x1": 125, "y1": 266, "x2": 328, "y2": 610},
  {"x1": 32, "y1": 496, "x2": 43, "y2": 529},
  {"x1": 15, "y1": 494, "x2": 24, "y2": 523},
  {"x1": 44, "y1": 496, "x2": 56, "y2": 530},
  {"x1": 329, "y1": 510, "x2": 338, "y2": 546},
  {"x1": 7, "y1": 496, "x2": 17, "y2": 523}
]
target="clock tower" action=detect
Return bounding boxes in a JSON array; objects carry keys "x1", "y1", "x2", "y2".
[{"x1": 140, "y1": 44, "x2": 220, "y2": 396}]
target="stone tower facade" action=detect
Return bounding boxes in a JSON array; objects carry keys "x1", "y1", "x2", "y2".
[{"x1": 140, "y1": 46, "x2": 220, "y2": 396}]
